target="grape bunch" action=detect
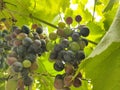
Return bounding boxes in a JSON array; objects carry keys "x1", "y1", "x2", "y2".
[
  {"x1": 4, "y1": 24, "x2": 47, "y2": 89},
  {"x1": 0, "y1": 28, "x2": 11, "y2": 69},
  {"x1": 48, "y1": 15, "x2": 90, "y2": 90}
]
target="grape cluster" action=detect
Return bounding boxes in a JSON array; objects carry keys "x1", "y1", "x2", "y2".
[
  {"x1": 48, "y1": 15, "x2": 90, "y2": 90},
  {"x1": 4, "y1": 24, "x2": 47, "y2": 89},
  {"x1": 0, "y1": 29, "x2": 11, "y2": 69}
]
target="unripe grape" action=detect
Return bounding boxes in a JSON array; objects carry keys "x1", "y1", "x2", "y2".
[
  {"x1": 17, "y1": 33, "x2": 27, "y2": 40},
  {"x1": 46, "y1": 41, "x2": 54, "y2": 51},
  {"x1": 69, "y1": 42, "x2": 80, "y2": 51},
  {"x1": 49, "y1": 32, "x2": 57, "y2": 40},
  {"x1": 64, "y1": 28, "x2": 73, "y2": 36},
  {"x1": 58, "y1": 22, "x2": 66, "y2": 29},
  {"x1": 22, "y1": 60, "x2": 31, "y2": 68}
]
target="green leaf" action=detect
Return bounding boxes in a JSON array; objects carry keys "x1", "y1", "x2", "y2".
[
  {"x1": 81, "y1": 41, "x2": 120, "y2": 90},
  {"x1": 103, "y1": 0, "x2": 119, "y2": 12}
]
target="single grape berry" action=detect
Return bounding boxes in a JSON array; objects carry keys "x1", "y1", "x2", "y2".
[
  {"x1": 21, "y1": 25, "x2": 30, "y2": 34},
  {"x1": 64, "y1": 75, "x2": 73, "y2": 87},
  {"x1": 73, "y1": 78, "x2": 82, "y2": 87},
  {"x1": 71, "y1": 32, "x2": 80, "y2": 41},
  {"x1": 65, "y1": 17, "x2": 73, "y2": 25},
  {"x1": 49, "y1": 32, "x2": 57, "y2": 40},
  {"x1": 46, "y1": 41, "x2": 54, "y2": 51},
  {"x1": 57, "y1": 29, "x2": 65, "y2": 37},
  {"x1": 49, "y1": 51, "x2": 58, "y2": 60},
  {"x1": 75, "y1": 15, "x2": 82, "y2": 23},
  {"x1": 63, "y1": 50, "x2": 75, "y2": 62},
  {"x1": 80, "y1": 26, "x2": 90, "y2": 37},
  {"x1": 57, "y1": 50, "x2": 66, "y2": 60},
  {"x1": 6, "y1": 57, "x2": 17, "y2": 66},
  {"x1": 23, "y1": 76, "x2": 33, "y2": 86},
  {"x1": 22, "y1": 37, "x2": 33, "y2": 47},
  {"x1": 60, "y1": 39, "x2": 69, "y2": 48},
  {"x1": 54, "y1": 61, "x2": 64, "y2": 71},
  {"x1": 31, "y1": 24, "x2": 38, "y2": 29},
  {"x1": 76, "y1": 50, "x2": 85, "y2": 61},
  {"x1": 17, "y1": 33, "x2": 27, "y2": 40},
  {"x1": 69, "y1": 42, "x2": 80, "y2": 51},
  {"x1": 54, "y1": 44, "x2": 63, "y2": 52},
  {"x1": 36, "y1": 27, "x2": 43, "y2": 34},
  {"x1": 58, "y1": 22, "x2": 66, "y2": 29},
  {"x1": 64, "y1": 28, "x2": 73, "y2": 36},
  {"x1": 65, "y1": 64, "x2": 74, "y2": 75},
  {"x1": 54, "y1": 74, "x2": 64, "y2": 89},
  {"x1": 22, "y1": 60, "x2": 32, "y2": 68},
  {"x1": 12, "y1": 61, "x2": 23, "y2": 72}
]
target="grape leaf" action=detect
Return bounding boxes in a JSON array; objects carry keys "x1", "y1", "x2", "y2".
[
  {"x1": 79, "y1": 6, "x2": 120, "y2": 90},
  {"x1": 103, "y1": 0, "x2": 119, "y2": 12},
  {"x1": 81, "y1": 41, "x2": 120, "y2": 90}
]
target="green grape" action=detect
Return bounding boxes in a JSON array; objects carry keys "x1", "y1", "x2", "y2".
[
  {"x1": 58, "y1": 22, "x2": 66, "y2": 29},
  {"x1": 22, "y1": 60, "x2": 31, "y2": 68},
  {"x1": 64, "y1": 27, "x2": 73, "y2": 36},
  {"x1": 49, "y1": 32, "x2": 57, "y2": 40},
  {"x1": 46, "y1": 41, "x2": 54, "y2": 51},
  {"x1": 69, "y1": 42, "x2": 80, "y2": 51}
]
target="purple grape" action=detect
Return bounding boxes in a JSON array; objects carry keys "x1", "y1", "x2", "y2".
[
  {"x1": 21, "y1": 25, "x2": 30, "y2": 34},
  {"x1": 63, "y1": 50, "x2": 75, "y2": 62},
  {"x1": 22, "y1": 37, "x2": 33, "y2": 47},
  {"x1": 75, "y1": 15, "x2": 82, "y2": 23},
  {"x1": 12, "y1": 61, "x2": 23, "y2": 72},
  {"x1": 36, "y1": 27, "x2": 43, "y2": 34},
  {"x1": 71, "y1": 32, "x2": 80, "y2": 41},
  {"x1": 80, "y1": 26, "x2": 90, "y2": 37},
  {"x1": 54, "y1": 61, "x2": 64, "y2": 71}
]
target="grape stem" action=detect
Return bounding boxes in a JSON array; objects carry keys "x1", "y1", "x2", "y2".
[{"x1": 29, "y1": 14, "x2": 58, "y2": 29}]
